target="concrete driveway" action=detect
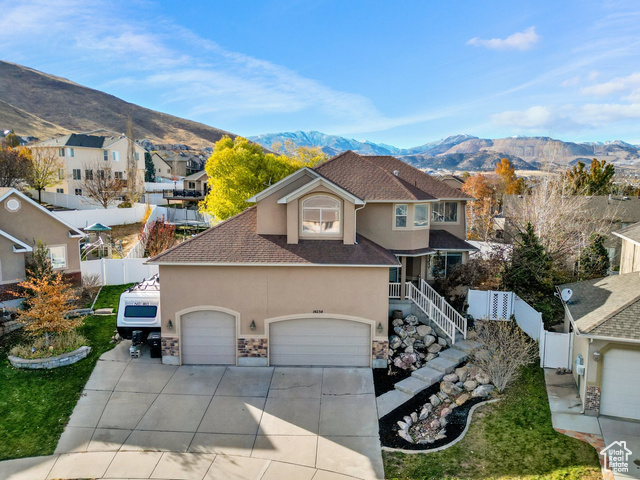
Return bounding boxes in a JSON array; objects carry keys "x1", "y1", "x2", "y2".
[
  {"x1": 0, "y1": 341, "x2": 384, "y2": 480},
  {"x1": 599, "y1": 416, "x2": 640, "y2": 480}
]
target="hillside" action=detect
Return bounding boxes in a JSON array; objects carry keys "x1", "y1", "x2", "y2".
[
  {"x1": 250, "y1": 131, "x2": 640, "y2": 171},
  {"x1": 0, "y1": 61, "x2": 235, "y2": 149}
]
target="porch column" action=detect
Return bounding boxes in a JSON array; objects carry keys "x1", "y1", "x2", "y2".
[
  {"x1": 400, "y1": 256, "x2": 407, "y2": 300},
  {"x1": 420, "y1": 255, "x2": 427, "y2": 283}
]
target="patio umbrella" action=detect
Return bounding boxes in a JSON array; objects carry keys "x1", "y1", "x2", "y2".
[{"x1": 83, "y1": 223, "x2": 112, "y2": 232}]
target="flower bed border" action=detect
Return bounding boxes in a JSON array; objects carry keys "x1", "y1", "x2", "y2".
[
  {"x1": 382, "y1": 398, "x2": 501, "y2": 454},
  {"x1": 8, "y1": 346, "x2": 92, "y2": 369}
]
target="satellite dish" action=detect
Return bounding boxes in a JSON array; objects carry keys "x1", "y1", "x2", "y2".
[{"x1": 561, "y1": 288, "x2": 573, "y2": 302}]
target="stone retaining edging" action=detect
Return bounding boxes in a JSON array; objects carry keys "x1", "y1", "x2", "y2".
[
  {"x1": 382, "y1": 398, "x2": 501, "y2": 454},
  {"x1": 8, "y1": 346, "x2": 92, "y2": 369}
]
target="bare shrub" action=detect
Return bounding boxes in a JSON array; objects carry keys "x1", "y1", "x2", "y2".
[
  {"x1": 79, "y1": 274, "x2": 102, "y2": 306},
  {"x1": 473, "y1": 320, "x2": 538, "y2": 393},
  {"x1": 10, "y1": 330, "x2": 88, "y2": 359}
]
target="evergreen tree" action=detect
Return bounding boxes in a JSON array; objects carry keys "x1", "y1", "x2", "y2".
[
  {"x1": 578, "y1": 233, "x2": 610, "y2": 279},
  {"x1": 144, "y1": 152, "x2": 156, "y2": 182}
]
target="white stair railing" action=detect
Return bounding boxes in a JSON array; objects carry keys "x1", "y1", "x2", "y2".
[
  {"x1": 420, "y1": 279, "x2": 467, "y2": 339},
  {"x1": 406, "y1": 282, "x2": 456, "y2": 343}
]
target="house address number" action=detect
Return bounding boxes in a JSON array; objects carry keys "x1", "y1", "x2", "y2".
[{"x1": 313, "y1": 309, "x2": 323, "y2": 313}]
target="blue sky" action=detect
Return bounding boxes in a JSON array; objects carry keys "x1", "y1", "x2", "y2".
[{"x1": 1, "y1": 0, "x2": 640, "y2": 147}]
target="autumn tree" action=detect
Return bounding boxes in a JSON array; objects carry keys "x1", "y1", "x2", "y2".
[
  {"x1": 201, "y1": 136, "x2": 317, "y2": 220},
  {"x1": 80, "y1": 159, "x2": 124, "y2": 208},
  {"x1": 271, "y1": 140, "x2": 328, "y2": 167},
  {"x1": 0, "y1": 146, "x2": 32, "y2": 187},
  {"x1": 3, "y1": 130, "x2": 21, "y2": 148},
  {"x1": 141, "y1": 218, "x2": 177, "y2": 257},
  {"x1": 26, "y1": 147, "x2": 64, "y2": 203},
  {"x1": 495, "y1": 157, "x2": 525, "y2": 196},
  {"x1": 461, "y1": 173, "x2": 498, "y2": 240},
  {"x1": 16, "y1": 273, "x2": 81, "y2": 342},
  {"x1": 565, "y1": 158, "x2": 615, "y2": 195},
  {"x1": 26, "y1": 241, "x2": 55, "y2": 282}
]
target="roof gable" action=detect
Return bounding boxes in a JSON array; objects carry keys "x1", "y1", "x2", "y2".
[
  {"x1": 277, "y1": 177, "x2": 364, "y2": 205},
  {"x1": 246, "y1": 168, "x2": 319, "y2": 202},
  {"x1": 0, "y1": 189, "x2": 85, "y2": 238}
]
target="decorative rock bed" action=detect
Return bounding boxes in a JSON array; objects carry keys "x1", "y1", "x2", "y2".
[
  {"x1": 8, "y1": 346, "x2": 92, "y2": 369},
  {"x1": 379, "y1": 362, "x2": 497, "y2": 450},
  {"x1": 389, "y1": 315, "x2": 450, "y2": 370}
]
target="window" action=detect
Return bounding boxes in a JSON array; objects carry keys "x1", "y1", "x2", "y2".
[
  {"x1": 75, "y1": 188, "x2": 82, "y2": 196},
  {"x1": 301, "y1": 195, "x2": 341, "y2": 234},
  {"x1": 67, "y1": 147, "x2": 74, "y2": 157},
  {"x1": 72, "y1": 169, "x2": 81, "y2": 180},
  {"x1": 135, "y1": 152, "x2": 140, "y2": 161},
  {"x1": 414, "y1": 204, "x2": 429, "y2": 227},
  {"x1": 124, "y1": 305, "x2": 158, "y2": 318},
  {"x1": 56, "y1": 188, "x2": 64, "y2": 193},
  {"x1": 432, "y1": 202, "x2": 458, "y2": 222},
  {"x1": 188, "y1": 182, "x2": 196, "y2": 189},
  {"x1": 112, "y1": 151, "x2": 120, "y2": 162},
  {"x1": 103, "y1": 150, "x2": 109, "y2": 161},
  {"x1": 58, "y1": 168, "x2": 65, "y2": 180},
  {"x1": 431, "y1": 252, "x2": 463, "y2": 277},
  {"x1": 46, "y1": 246, "x2": 66, "y2": 269},
  {"x1": 58, "y1": 147, "x2": 65, "y2": 157},
  {"x1": 114, "y1": 171, "x2": 123, "y2": 179},
  {"x1": 395, "y1": 204, "x2": 408, "y2": 228},
  {"x1": 98, "y1": 170, "x2": 106, "y2": 179},
  {"x1": 85, "y1": 169, "x2": 93, "y2": 180}
]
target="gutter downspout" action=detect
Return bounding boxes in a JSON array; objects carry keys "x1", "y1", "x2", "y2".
[
  {"x1": 354, "y1": 203, "x2": 366, "y2": 244},
  {"x1": 581, "y1": 338, "x2": 592, "y2": 414}
]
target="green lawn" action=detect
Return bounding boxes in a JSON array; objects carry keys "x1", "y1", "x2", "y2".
[
  {"x1": 0, "y1": 284, "x2": 132, "y2": 461},
  {"x1": 383, "y1": 364, "x2": 602, "y2": 480}
]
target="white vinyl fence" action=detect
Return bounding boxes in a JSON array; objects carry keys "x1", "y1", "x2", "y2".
[
  {"x1": 55, "y1": 203, "x2": 150, "y2": 229},
  {"x1": 145, "y1": 181, "x2": 183, "y2": 191},
  {"x1": 467, "y1": 289, "x2": 571, "y2": 369},
  {"x1": 81, "y1": 258, "x2": 158, "y2": 286}
]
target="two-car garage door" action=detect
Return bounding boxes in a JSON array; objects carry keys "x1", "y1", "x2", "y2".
[
  {"x1": 269, "y1": 318, "x2": 371, "y2": 367},
  {"x1": 600, "y1": 348, "x2": 640, "y2": 420},
  {"x1": 180, "y1": 311, "x2": 372, "y2": 367}
]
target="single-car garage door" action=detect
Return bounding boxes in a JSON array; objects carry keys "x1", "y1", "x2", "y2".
[
  {"x1": 270, "y1": 318, "x2": 371, "y2": 367},
  {"x1": 181, "y1": 310, "x2": 236, "y2": 365},
  {"x1": 600, "y1": 348, "x2": 640, "y2": 420}
]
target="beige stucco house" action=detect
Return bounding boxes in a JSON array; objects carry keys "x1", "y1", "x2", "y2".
[
  {"x1": 0, "y1": 188, "x2": 85, "y2": 303},
  {"x1": 558, "y1": 223, "x2": 640, "y2": 420},
  {"x1": 148, "y1": 151, "x2": 475, "y2": 368},
  {"x1": 163, "y1": 170, "x2": 208, "y2": 206},
  {"x1": 28, "y1": 133, "x2": 146, "y2": 196}
]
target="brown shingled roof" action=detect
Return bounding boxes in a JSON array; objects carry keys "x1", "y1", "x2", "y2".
[
  {"x1": 313, "y1": 151, "x2": 472, "y2": 201},
  {"x1": 389, "y1": 229, "x2": 478, "y2": 255},
  {"x1": 148, "y1": 207, "x2": 399, "y2": 266}
]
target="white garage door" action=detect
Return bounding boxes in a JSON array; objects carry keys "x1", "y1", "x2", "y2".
[
  {"x1": 600, "y1": 348, "x2": 640, "y2": 420},
  {"x1": 181, "y1": 310, "x2": 236, "y2": 365},
  {"x1": 270, "y1": 318, "x2": 371, "y2": 367}
]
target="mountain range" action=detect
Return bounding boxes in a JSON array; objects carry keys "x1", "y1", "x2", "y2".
[
  {"x1": 0, "y1": 61, "x2": 235, "y2": 149},
  {"x1": 250, "y1": 131, "x2": 640, "y2": 172},
  {"x1": 2, "y1": 60, "x2": 640, "y2": 172}
]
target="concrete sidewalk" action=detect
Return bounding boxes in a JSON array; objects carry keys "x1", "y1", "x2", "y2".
[{"x1": 0, "y1": 451, "x2": 365, "y2": 480}]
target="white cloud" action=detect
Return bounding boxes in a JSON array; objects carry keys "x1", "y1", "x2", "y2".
[
  {"x1": 491, "y1": 106, "x2": 552, "y2": 128},
  {"x1": 467, "y1": 27, "x2": 540, "y2": 51},
  {"x1": 581, "y1": 72, "x2": 640, "y2": 96},
  {"x1": 561, "y1": 76, "x2": 580, "y2": 87}
]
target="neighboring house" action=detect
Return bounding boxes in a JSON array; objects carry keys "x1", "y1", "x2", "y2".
[
  {"x1": 0, "y1": 188, "x2": 84, "y2": 302},
  {"x1": 163, "y1": 170, "x2": 209, "y2": 205},
  {"x1": 148, "y1": 151, "x2": 475, "y2": 368},
  {"x1": 155, "y1": 150, "x2": 207, "y2": 178},
  {"x1": 28, "y1": 133, "x2": 146, "y2": 196},
  {"x1": 502, "y1": 194, "x2": 640, "y2": 268},
  {"x1": 439, "y1": 175, "x2": 466, "y2": 190},
  {"x1": 558, "y1": 223, "x2": 640, "y2": 420},
  {"x1": 149, "y1": 152, "x2": 173, "y2": 180}
]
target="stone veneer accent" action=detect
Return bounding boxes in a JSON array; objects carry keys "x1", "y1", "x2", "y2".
[
  {"x1": 238, "y1": 338, "x2": 268, "y2": 358},
  {"x1": 585, "y1": 385, "x2": 601, "y2": 414},
  {"x1": 9, "y1": 346, "x2": 91, "y2": 369},
  {"x1": 161, "y1": 336, "x2": 180, "y2": 357},
  {"x1": 372, "y1": 339, "x2": 389, "y2": 359}
]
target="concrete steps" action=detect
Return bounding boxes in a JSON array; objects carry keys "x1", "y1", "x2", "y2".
[
  {"x1": 452, "y1": 339, "x2": 482, "y2": 355},
  {"x1": 377, "y1": 345, "x2": 470, "y2": 419}
]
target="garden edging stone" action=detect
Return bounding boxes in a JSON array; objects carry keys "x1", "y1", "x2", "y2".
[{"x1": 9, "y1": 346, "x2": 92, "y2": 369}]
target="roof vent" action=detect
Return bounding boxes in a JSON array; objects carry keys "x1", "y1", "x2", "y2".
[{"x1": 393, "y1": 170, "x2": 399, "y2": 176}]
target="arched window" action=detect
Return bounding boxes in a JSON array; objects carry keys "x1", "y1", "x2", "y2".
[{"x1": 302, "y1": 195, "x2": 341, "y2": 234}]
